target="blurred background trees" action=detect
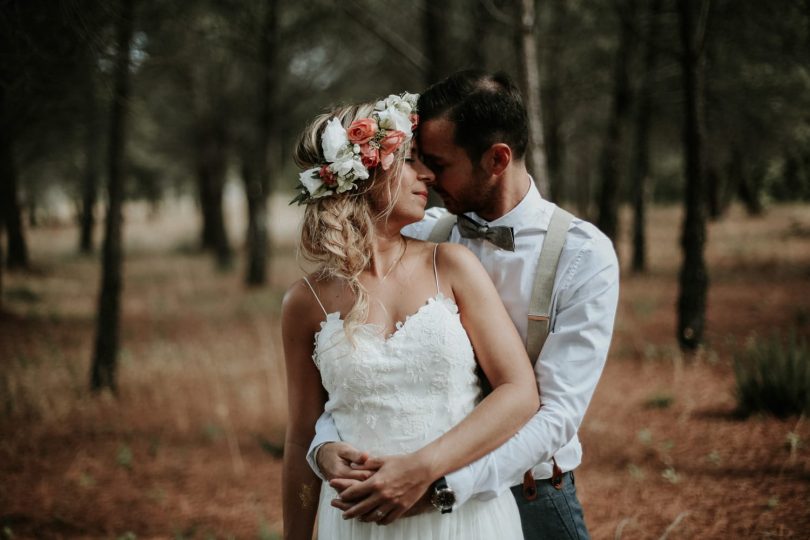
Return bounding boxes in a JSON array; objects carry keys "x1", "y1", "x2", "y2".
[{"x1": 1, "y1": 0, "x2": 809, "y2": 382}]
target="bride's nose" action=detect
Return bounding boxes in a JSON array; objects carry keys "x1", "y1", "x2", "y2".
[{"x1": 417, "y1": 161, "x2": 435, "y2": 185}]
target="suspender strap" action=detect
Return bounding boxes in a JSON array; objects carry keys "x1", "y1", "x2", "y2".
[
  {"x1": 427, "y1": 214, "x2": 458, "y2": 243},
  {"x1": 525, "y1": 207, "x2": 574, "y2": 365},
  {"x1": 522, "y1": 207, "x2": 572, "y2": 494}
]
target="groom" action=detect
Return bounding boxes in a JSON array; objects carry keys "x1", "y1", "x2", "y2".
[{"x1": 306, "y1": 70, "x2": 619, "y2": 539}]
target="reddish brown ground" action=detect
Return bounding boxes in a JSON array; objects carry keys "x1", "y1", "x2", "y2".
[{"x1": 1, "y1": 201, "x2": 809, "y2": 539}]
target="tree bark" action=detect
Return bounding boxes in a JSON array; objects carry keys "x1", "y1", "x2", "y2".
[
  {"x1": 515, "y1": 0, "x2": 550, "y2": 196},
  {"x1": 466, "y1": 0, "x2": 489, "y2": 69},
  {"x1": 424, "y1": 0, "x2": 450, "y2": 85},
  {"x1": 596, "y1": 0, "x2": 635, "y2": 244},
  {"x1": 90, "y1": 0, "x2": 134, "y2": 393},
  {"x1": 196, "y1": 119, "x2": 232, "y2": 269},
  {"x1": 0, "y1": 89, "x2": 28, "y2": 270},
  {"x1": 541, "y1": 0, "x2": 566, "y2": 203},
  {"x1": 244, "y1": 0, "x2": 279, "y2": 286},
  {"x1": 630, "y1": 0, "x2": 662, "y2": 273},
  {"x1": 676, "y1": 0, "x2": 709, "y2": 351},
  {"x1": 80, "y1": 67, "x2": 101, "y2": 254}
]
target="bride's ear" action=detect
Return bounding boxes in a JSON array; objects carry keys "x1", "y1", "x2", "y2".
[{"x1": 480, "y1": 143, "x2": 512, "y2": 176}]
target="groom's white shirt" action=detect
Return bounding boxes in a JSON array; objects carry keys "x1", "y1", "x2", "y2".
[{"x1": 306, "y1": 180, "x2": 619, "y2": 507}]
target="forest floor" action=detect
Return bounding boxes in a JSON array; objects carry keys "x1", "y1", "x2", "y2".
[{"x1": 1, "y1": 199, "x2": 810, "y2": 539}]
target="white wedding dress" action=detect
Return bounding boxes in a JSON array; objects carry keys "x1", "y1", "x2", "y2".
[{"x1": 305, "y1": 248, "x2": 524, "y2": 540}]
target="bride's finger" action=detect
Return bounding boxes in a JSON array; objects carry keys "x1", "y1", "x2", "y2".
[
  {"x1": 329, "y1": 478, "x2": 360, "y2": 493},
  {"x1": 342, "y1": 494, "x2": 381, "y2": 520},
  {"x1": 350, "y1": 456, "x2": 384, "y2": 471},
  {"x1": 376, "y1": 506, "x2": 399, "y2": 526},
  {"x1": 330, "y1": 497, "x2": 352, "y2": 511}
]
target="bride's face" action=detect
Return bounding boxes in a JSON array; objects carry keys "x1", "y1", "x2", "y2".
[{"x1": 371, "y1": 142, "x2": 434, "y2": 226}]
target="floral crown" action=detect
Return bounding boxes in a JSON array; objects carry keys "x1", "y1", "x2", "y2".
[{"x1": 291, "y1": 92, "x2": 419, "y2": 205}]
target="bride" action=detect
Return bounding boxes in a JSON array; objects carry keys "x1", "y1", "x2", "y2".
[{"x1": 282, "y1": 93, "x2": 537, "y2": 539}]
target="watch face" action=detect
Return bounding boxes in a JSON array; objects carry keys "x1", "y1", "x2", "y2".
[{"x1": 434, "y1": 487, "x2": 456, "y2": 509}]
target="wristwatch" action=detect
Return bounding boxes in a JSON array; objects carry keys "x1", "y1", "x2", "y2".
[{"x1": 429, "y1": 476, "x2": 456, "y2": 514}]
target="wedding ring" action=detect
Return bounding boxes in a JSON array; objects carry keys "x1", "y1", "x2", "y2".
[{"x1": 375, "y1": 510, "x2": 385, "y2": 519}]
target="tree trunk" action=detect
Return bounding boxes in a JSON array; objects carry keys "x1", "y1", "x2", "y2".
[
  {"x1": 196, "y1": 120, "x2": 232, "y2": 269},
  {"x1": 424, "y1": 0, "x2": 450, "y2": 85},
  {"x1": 466, "y1": 0, "x2": 489, "y2": 69},
  {"x1": 596, "y1": 0, "x2": 635, "y2": 244},
  {"x1": 676, "y1": 0, "x2": 709, "y2": 351},
  {"x1": 80, "y1": 68, "x2": 101, "y2": 254},
  {"x1": 737, "y1": 158, "x2": 765, "y2": 216},
  {"x1": 90, "y1": 0, "x2": 134, "y2": 393},
  {"x1": 0, "y1": 91, "x2": 9, "y2": 304},
  {"x1": 424, "y1": 0, "x2": 450, "y2": 209},
  {"x1": 541, "y1": 0, "x2": 566, "y2": 202},
  {"x1": 0, "y1": 86, "x2": 28, "y2": 270},
  {"x1": 515, "y1": 0, "x2": 550, "y2": 197},
  {"x1": 630, "y1": 0, "x2": 662, "y2": 273},
  {"x1": 244, "y1": 0, "x2": 279, "y2": 286}
]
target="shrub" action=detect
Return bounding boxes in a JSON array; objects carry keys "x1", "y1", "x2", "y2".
[{"x1": 733, "y1": 330, "x2": 810, "y2": 417}]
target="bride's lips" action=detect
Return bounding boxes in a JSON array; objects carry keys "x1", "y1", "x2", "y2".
[{"x1": 414, "y1": 191, "x2": 428, "y2": 202}]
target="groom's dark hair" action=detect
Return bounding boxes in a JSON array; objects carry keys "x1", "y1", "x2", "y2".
[{"x1": 418, "y1": 70, "x2": 529, "y2": 162}]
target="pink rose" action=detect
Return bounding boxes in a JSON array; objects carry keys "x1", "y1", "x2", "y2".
[
  {"x1": 347, "y1": 118, "x2": 377, "y2": 144},
  {"x1": 379, "y1": 130, "x2": 406, "y2": 156},
  {"x1": 319, "y1": 164, "x2": 337, "y2": 187},
  {"x1": 359, "y1": 144, "x2": 380, "y2": 168},
  {"x1": 381, "y1": 152, "x2": 395, "y2": 170}
]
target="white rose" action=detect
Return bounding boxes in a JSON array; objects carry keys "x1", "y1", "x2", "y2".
[
  {"x1": 321, "y1": 118, "x2": 349, "y2": 162},
  {"x1": 298, "y1": 167, "x2": 322, "y2": 195},
  {"x1": 377, "y1": 108, "x2": 412, "y2": 136},
  {"x1": 402, "y1": 92, "x2": 419, "y2": 110}
]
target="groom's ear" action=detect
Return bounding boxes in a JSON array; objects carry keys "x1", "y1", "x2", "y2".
[{"x1": 480, "y1": 143, "x2": 512, "y2": 176}]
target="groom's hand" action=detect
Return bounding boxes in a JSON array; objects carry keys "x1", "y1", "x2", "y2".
[
  {"x1": 316, "y1": 442, "x2": 374, "y2": 482},
  {"x1": 332, "y1": 454, "x2": 434, "y2": 525}
]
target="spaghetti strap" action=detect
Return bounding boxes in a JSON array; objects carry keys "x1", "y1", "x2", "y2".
[
  {"x1": 432, "y1": 244, "x2": 440, "y2": 295},
  {"x1": 302, "y1": 277, "x2": 328, "y2": 317}
]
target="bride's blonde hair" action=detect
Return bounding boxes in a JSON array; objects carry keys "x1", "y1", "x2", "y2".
[{"x1": 294, "y1": 102, "x2": 408, "y2": 335}]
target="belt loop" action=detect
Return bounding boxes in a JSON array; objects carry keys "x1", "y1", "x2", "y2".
[{"x1": 522, "y1": 470, "x2": 538, "y2": 500}]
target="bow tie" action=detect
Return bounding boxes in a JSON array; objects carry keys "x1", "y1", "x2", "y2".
[{"x1": 457, "y1": 214, "x2": 515, "y2": 251}]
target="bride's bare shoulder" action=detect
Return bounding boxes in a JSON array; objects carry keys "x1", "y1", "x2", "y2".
[{"x1": 281, "y1": 275, "x2": 333, "y2": 334}]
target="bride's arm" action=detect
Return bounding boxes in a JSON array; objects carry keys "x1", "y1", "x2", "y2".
[
  {"x1": 335, "y1": 244, "x2": 539, "y2": 523},
  {"x1": 281, "y1": 281, "x2": 329, "y2": 540}
]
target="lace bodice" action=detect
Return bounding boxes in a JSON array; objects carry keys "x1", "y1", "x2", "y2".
[{"x1": 313, "y1": 293, "x2": 481, "y2": 456}]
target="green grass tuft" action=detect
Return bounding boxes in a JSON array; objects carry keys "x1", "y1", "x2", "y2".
[{"x1": 733, "y1": 330, "x2": 810, "y2": 417}]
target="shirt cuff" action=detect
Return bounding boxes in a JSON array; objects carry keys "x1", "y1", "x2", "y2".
[
  {"x1": 307, "y1": 443, "x2": 329, "y2": 481},
  {"x1": 445, "y1": 465, "x2": 476, "y2": 507}
]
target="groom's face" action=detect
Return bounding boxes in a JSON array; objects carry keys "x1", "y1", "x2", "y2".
[{"x1": 418, "y1": 118, "x2": 490, "y2": 215}]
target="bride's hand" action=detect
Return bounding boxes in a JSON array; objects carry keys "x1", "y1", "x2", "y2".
[{"x1": 331, "y1": 452, "x2": 435, "y2": 525}]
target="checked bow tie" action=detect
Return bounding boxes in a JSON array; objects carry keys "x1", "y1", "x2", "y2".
[{"x1": 456, "y1": 214, "x2": 515, "y2": 251}]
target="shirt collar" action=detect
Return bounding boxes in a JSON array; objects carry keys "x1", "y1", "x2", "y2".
[{"x1": 466, "y1": 176, "x2": 552, "y2": 231}]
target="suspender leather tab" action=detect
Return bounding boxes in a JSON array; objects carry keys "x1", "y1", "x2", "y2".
[
  {"x1": 522, "y1": 470, "x2": 538, "y2": 500},
  {"x1": 550, "y1": 457, "x2": 564, "y2": 490}
]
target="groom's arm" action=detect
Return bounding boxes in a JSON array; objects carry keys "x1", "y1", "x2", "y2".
[
  {"x1": 305, "y1": 412, "x2": 340, "y2": 480},
  {"x1": 447, "y1": 234, "x2": 620, "y2": 506}
]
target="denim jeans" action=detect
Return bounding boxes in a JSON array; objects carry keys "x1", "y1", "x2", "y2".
[{"x1": 509, "y1": 471, "x2": 591, "y2": 540}]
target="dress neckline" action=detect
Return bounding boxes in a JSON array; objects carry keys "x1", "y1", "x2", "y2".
[{"x1": 316, "y1": 292, "x2": 457, "y2": 346}]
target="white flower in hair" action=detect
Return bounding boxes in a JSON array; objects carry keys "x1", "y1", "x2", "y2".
[
  {"x1": 377, "y1": 107, "x2": 413, "y2": 137},
  {"x1": 321, "y1": 118, "x2": 349, "y2": 162},
  {"x1": 402, "y1": 92, "x2": 419, "y2": 109}
]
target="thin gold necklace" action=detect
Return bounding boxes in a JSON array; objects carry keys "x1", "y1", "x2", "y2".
[{"x1": 380, "y1": 237, "x2": 407, "y2": 282}]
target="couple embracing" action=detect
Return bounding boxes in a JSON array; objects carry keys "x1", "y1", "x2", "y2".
[{"x1": 282, "y1": 70, "x2": 619, "y2": 540}]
